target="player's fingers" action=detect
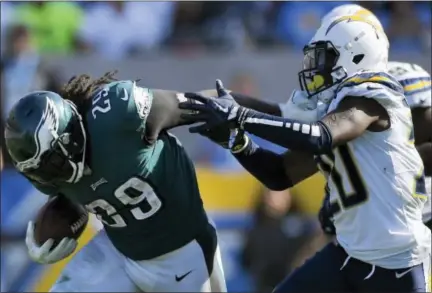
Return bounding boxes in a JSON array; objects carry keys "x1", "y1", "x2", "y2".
[
  {"x1": 178, "y1": 101, "x2": 209, "y2": 112},
  {"x1": 26, "y1": 221, "x2": 34, "y2": 237},
  {"x1": 216, "y1": 79, "x2": 228, "y2": 97},
  {"x1": 25, "y1": 222, "x2": 36, "y2": 247},
  {"x1": 55, "y1": 238, "x2": 76, "y2": 255},
  {"x1": 49, "y1": 238, "x2": 74, "y2": 260},
  {"x1": 39, "y1": 238, "x2": 54, "y2": 256},
  {"x1": 62, "y1": 238, "x2": 77, "y2": 252},
  {"x1": 184, "y1": 92, "x2": 209, "y2": 104},
  {"x1": 180, "y1": 113, "x2": 197, "y2": 122},
  {"x1": 55, "y1": 237, "x2": 71, "y2": 250},
  {"x1": 180, "y1": 113, "x2": 209, "y2": 123}
]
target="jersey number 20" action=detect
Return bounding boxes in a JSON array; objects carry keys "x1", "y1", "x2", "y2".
[
  {"x1": 86, "y1": 177, "x2": 162, "y2": 228},
  {"x1": 316, "y1": 145, "x2": 368, "y2": 215},
  {"x1": 317, "y1": 144, "x2": 427, "y2": 215}
]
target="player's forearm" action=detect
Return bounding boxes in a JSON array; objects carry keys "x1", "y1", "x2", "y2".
[
  {"x1": 239, "y1": 109, "x2": 333, "y2": 155},
  {"x1": 417, "y1": 142, "x2": 432, "y2": 176},
  {"x1": 282, "y1": 150, "x2": 319, "y2": 185},
  {"x1": 148, "y1": 88, "x2": 282, "y2": 132},
  {"x1": 233, "y1": 137, "x2": 292, "y2": 191}
]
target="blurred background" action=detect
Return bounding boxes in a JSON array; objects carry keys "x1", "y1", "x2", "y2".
[{"x1": 0, "y1": 1, "x2": 431, "y2": 292}]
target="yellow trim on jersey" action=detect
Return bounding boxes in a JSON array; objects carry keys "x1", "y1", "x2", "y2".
[
  {"x1": 403, "y1": 80, "x2": 432, "y2": 94},
  {"x1": 339, "y1": 72, "x2": 403, "y2": 94},
  {"x1": 427, "y1": 272, "x2": 431, "y2": 292},
  {"x1": 404, "y1": 115, "x2": 427, "y2": 200},
  {"x1": 412, "y1": 167, "x2": 428, "y2": 200},
  {"x1": 33, "y1": 224, "x2": 97, "y2": 292}
]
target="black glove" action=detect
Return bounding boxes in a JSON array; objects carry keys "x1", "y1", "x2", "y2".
[
  {"x1": 198, "y1": 125, "x2": 249, "y2": 152},
  {"x1": 199, "y1": 124, "x2": 231, "y2": 148},
  {"x1": 179, "y1": 79, "x2": 249, "y2": 133},
  {"x1": 318, "y1": 191, "x2": 336, "y2": 236}
]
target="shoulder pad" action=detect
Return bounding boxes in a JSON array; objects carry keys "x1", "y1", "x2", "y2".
[
  {"x1": 279, "y1": 90, "x2": 320, "y2": 122},
  {"x1": 330, "y1": 71, "x2": 406, "y2": 112},
  {"x1": 129, "y1": 83, "x2": 153, "y2": 122},
  {"x1": 388, "y1": 62, "x2": 431, "y2": 108},
  {"x1": 337, "y1": 71, "x2": 404, "y2": 94},
  {"x1": 123, "y1": 81, "x2": 153, "y2": 132}
]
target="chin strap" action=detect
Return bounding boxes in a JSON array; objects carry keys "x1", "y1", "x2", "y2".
[{"x1": 65, "y1": 101, "x2": 88, "y2": 184}]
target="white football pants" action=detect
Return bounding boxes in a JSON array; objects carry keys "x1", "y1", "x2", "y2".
[{"x1": 50, "y1": 226, "x2": 226, "y2": 292}]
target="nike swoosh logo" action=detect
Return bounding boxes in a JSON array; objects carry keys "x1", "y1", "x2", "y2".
[
  {"x1": 395, "y1": 268, "x2": 414, "y2": 278},
  {"x1": 175, "y1": 270, "x2": 192, "y2": 282},
  {"x1": 57, "y1": 275, "x2": 70, "y2": 284},
  {"x1": 121, "y1": 88, "x2": 129, "y2": 101}
]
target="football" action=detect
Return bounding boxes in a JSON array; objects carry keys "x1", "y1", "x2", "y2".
[{"x1": 34, "y1": 196, "x2": 89, "y2": 246}]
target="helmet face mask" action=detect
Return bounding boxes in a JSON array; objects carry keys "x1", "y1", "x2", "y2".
[
  {"x1": 6, "y1": 92, "x2": 87, "y2": 185},
  {"x1": 298, "y1": 41, "x2": 347, "y2": 98},
  {"x1": 23, "y1": 106, "x2": 86, "y2": 184}
]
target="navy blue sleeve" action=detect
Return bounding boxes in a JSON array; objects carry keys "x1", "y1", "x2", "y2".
[
  {"x1": 233, "y1": 137, "x2": 292, "y2": 191},
  {"x1": 239, "y1": 109, "x2": 333, "y2": 155}
]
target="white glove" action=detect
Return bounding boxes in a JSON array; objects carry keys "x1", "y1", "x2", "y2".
[
  {"x1": 25, "y1": 221, "x2": 77, "y2": 264},
  {"x1": 279, "y1": 90, "x2": 326, "y2": 122}
]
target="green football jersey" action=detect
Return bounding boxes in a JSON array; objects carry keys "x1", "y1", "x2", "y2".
[{"x1": 38, "y1": 81, "x2": 209, "y2": 260}]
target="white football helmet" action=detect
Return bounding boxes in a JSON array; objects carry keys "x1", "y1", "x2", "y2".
[
  {"x1": 322, "y1": 4, "x2": 384, "y2": 31},
  {"x1": 321, "y1": 4, "x2": 389, "y2": 49},
  {"x1": 298, "y1": 13, "x2": 389, "y2": 103}
]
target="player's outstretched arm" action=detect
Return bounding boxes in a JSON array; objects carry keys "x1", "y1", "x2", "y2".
[
  {"x1": 412, "y1": 106, "x2": 432, "y2": 175},
  {"x1": 180, "y1": 81, "x2": 385, "y2": 154},
  {"x1": 146, "y1": 89, "x2": 280, "y2": 143},
  {"x1": 232, "y1": 137, "x2": 290, "y2": 191},
  {"x1": 144, "y1": 89, "x2": 207, "y2": 143},
  {"x1": 234, "y1": 95, "x2": 386, "y2": 154},
  {"x1": 227, "y1": 96, "x2": 383, "y2": 190}
]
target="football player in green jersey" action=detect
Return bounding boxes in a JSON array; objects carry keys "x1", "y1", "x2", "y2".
[{"x1": 4, "y1": 71, "x2": 246, "y2": 292}]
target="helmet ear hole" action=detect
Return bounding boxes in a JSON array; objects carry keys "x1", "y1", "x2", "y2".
[{"x1": 352, "y1": 54, "x2": 364, "y2": 64}]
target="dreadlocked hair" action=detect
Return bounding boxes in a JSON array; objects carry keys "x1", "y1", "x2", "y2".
[{"x1": 60, "y1": 70, "x2": 118, "y2": 112}]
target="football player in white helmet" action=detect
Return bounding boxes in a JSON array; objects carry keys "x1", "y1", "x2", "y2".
[
  {"x1": 180, "y1": 9, "x2": 431, "y2": 293},
  {"x1": 317, "y1": 4, "x2": 432, "y2": 236},
  {"x1": 217, "y1": 4, "x2": 431, "y2": 230}
]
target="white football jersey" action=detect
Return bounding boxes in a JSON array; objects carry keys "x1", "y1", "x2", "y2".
[
  {"x1": 388, "y1": 61, "x2": 432, "y2": 108},
  {"x1": 388, "y1": 61, "x2": 432, "y2": 223},
  {"x1": 316, "y1": 71, "x2": 431, "y2": 269}
]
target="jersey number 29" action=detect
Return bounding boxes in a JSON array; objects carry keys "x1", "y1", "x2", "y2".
[{"x1": 86, "y1": 177, "x2": 162, "y2": 228}]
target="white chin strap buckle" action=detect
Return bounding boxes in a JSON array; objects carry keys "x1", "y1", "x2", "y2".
[{"x1": 66, "y1": 161, "x2": 83, "y2": 183}]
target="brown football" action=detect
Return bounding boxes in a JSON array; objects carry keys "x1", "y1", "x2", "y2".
[{"x1": 34, "y1": 196, "x2": 89, "y2": 247}]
